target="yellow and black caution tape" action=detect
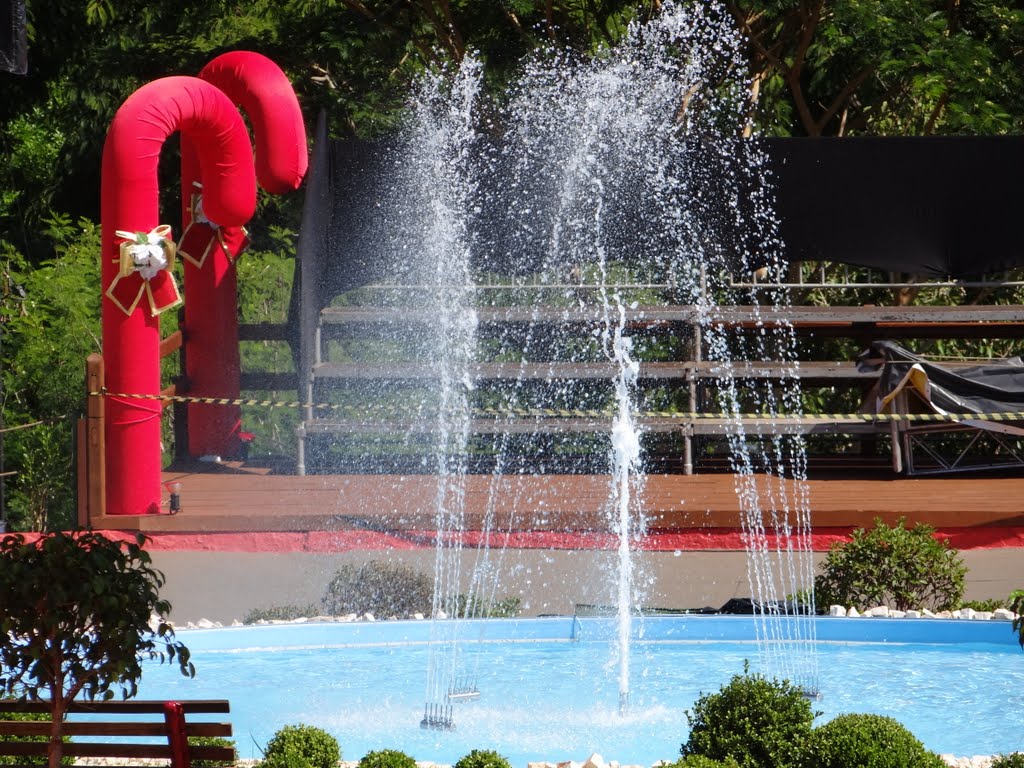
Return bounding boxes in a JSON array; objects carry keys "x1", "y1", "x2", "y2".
[{"x1": 88, "y1": 389, "x2": 1024, "y2": 424}]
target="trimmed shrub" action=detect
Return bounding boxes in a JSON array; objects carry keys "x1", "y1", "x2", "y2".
[
  {"x1": 814, "y1": 517, "x2": 966, "y2": 611},
  {"x1": 190, "y1": 736, "x2": 237, "y2": 768},
  {"x1": 263, "y1": 724, "x2": 340, "y2": 768},
  {"x1": 244, "y1": 604, "x2": 320, "y2": 624},
  {"x1": 358, "y1": 749, "x2": 418, "y2": 768},
  {"x1": 323, "y1": 562, "x2": 433, "y2": 618},
  {"x1": 992, "y1": 754, "x2": 1024, "y2": 768},
  {"x1": 1010, "y1": 589, "x2": 1024, "y2": 649},
  {"x1": 800, "y1": 713, "x2": 945, "y2": 768},
  {"x1": 669, "y1": 756, "x2": 741, "y2": 768},
  {"x1": 454, "y1": 749, "x2": 512, "y2": 768},
  {"x1": 681, "y1": 669, "x2": 815, "y2": 768}
]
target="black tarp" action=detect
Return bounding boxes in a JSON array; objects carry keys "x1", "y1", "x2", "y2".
[
  {"x1": 0, "y1": 0, "x2": 26, "y2": 74},
  {"x1": 763, "y1": 136, "x2": 1024, "y2": 279},
  {"x1": 291, "y1": 133, "x2": 1024, "y2": 335},
  {"x1": 857, "y1": 340, "x2": 1024, "y2": 416}
]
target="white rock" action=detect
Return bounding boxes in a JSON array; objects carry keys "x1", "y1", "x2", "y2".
[
  {"x1": 889, "y1": 610, "x2": 906, "y2": 619},
  {"x1": 363, "y1": 612, "x2": 376, "y2": 622},
  {"x1": 936, "y1": 610, "x2": 953, "y2": 619},
  {"x1": 527, "y1": 763, "x2": 554, "y2": 768},
  {"x1": 846, "y1": 607, "x2": 860, "y2": 617},
  {"x1": 905, "y1": 609, "x2": 921, "y2": 618},
  {"x1": 582, "y1": 753, "x2": 606, "y2": 768},
  {"x1": 974, "y1": 611, "x2": 992, "y2": 621},
  {"x1": 867, "y1": 606, "x2": 889, "y2": 617},
  {"x1": 231, "y1": 619, "x2": 243, "y2": 627},
  {"x1": 993, "y1": 608, "x2": 1016, "y2": 621},
  {"x1": 342, "y1": 613, "x2": 358, "y2": 622},
  {"x1": 959, "y1": 607, "x2": 976, "y2": 620},
  {"x1": 290, "y1": 616, "x2": 309, "y2": 624},
  {"x1": 829, "y1": 605, "x2": 847, "y2": 617},
  {"x1": 922, "y1": 608, "x2": 936, "y2": 618},
  {"x1": 414, "y1": 612, "x2": 425, "y2": 620},
  {"x1": 435, "y1": 610, "x2": 448, "y2": 619}
]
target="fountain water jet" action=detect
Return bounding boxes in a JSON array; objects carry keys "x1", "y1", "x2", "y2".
[{"x1": 363, "y1": 0, "x2": 819, "y2": 728}]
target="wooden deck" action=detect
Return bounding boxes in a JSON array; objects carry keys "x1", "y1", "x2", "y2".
[{"x1": 89, "y1": 465, "x2": 1024, "y2": 536}]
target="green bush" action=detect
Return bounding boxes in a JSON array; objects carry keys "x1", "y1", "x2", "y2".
[
  {"x1": 455, "y1": 595, "x2": 522, "y2": 619},
  {"x1": 323, "y1": 562, "x2": 433, "y2": 618},
  {"x1": 263, "y1": 724, "x2": 340, "y2": 768},
  {"x1": 189, "y1": 735, "x2": 237, "y2": 768},
  {"x1": 814, "y1": 517, "x2": 966, "y2": 611},
  {"x1": 453, "y1": 749, "x2": 512, "y2": 768},
  {"x1": 243, "y1": 604, "x2": 320, "y2": 624},
  {"x1": 800, "y1": 713, "x2": 945, "y2": 768},
  {"x1": 358, "y1": 749, "x2": 418, "y2": 768},
  {"x1": 957, "y1": 598, "x2": 1006, "y2": 612},
  {"x1": 1010, "y1": 589, "x2": 1024, "y2": 649},
  {"x1": 992, "y1": 753, "x2": 1024, "y2": 768},
  {"x1": 681, "y1": 669, "x2": 815, "y2": 768},
  {"x1": 668, "y1": 756, "x2": 741, "y2": 768}
]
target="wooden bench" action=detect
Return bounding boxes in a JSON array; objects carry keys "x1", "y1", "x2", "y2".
[{"x1": 0, "y1": 699, "x2": 234, "y2": 768}]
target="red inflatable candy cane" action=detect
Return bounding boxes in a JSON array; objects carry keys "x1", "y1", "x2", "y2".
[
  {"x1": 178, "y1": 51, "x2": 308, "y2": 460},
  {"x1": 101, "y1": 76, "x2": 256, "y2": 515}
]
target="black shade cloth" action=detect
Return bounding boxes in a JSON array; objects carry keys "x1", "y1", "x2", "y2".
[
  {"x1": 292, "y1": 131, "x2": 1024, "y2": 338},
  {"x1": 0, "y1": 0, "x2": 26, "y2": 74},
  {"x1": 763, "y1": 136, "x2": 1024, "y2": 279},
  {"x1": 857, "y1": 340, "x2": 1024, "y2": 416}
]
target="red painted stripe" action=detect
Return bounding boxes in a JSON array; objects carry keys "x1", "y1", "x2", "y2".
[{"x1": 66, "y1": 526, "x2": 1024, "y2": 553}]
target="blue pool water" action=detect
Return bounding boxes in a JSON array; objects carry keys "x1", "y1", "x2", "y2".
[{"x1": 136, "y1": 617, "x2": 1024, "y2": 765}]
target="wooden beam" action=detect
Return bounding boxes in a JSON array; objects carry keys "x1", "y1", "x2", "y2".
[{"x1": 85, "y1": 354, "x2": 105, "y2": 523}]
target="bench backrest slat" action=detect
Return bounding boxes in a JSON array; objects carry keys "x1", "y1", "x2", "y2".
[
  {"x1": 0, "y1": 721, "x2": 231, "y2": 738},
  {"x1": 0, "y1": 742, "x2": 236, "y2": 761},
  {"x1": 0, "y1": 699, "x2": 230, "y2": 715}
]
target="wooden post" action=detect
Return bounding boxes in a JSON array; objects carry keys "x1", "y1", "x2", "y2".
[{"x1": 85, "y1": 354, "x2": 106, "y2": 523}]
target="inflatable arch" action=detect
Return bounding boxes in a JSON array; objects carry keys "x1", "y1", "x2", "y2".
[{"x1": 101, "y1": 55, "x2": 307, "y2": 515}]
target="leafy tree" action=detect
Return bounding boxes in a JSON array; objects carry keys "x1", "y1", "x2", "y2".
[
  {"x1": 0, "y1": 532, "x2": 194, "y2": 768},
  {"x1": 814, "y1": 517, "x2": 966, "y2": 611},
  {"x1": 729, "y1": 0, "x2": 1024, "y2": 137}
]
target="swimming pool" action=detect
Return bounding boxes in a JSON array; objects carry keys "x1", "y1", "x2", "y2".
[{"x1": 137, "y1": 616, "x2": 1024, "y2": 765}]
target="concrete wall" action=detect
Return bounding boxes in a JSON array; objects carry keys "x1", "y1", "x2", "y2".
[{"x1": 150, "y1": 547, "x2": 1024, "y2": 625}]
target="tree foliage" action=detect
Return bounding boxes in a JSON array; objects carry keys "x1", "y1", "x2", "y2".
[
  {"x1": 0, "y1": 532, "x2": 193, "y2": 768},
  {"x1": 730, "y1": 0, "x2": 1024, "y2": 136}
]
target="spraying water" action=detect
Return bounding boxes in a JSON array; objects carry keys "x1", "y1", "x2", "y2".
[{"x1": 372, "y1": 0, "x2": 818, "y2": 728}]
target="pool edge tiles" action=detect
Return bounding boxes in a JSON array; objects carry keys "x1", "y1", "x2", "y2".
[{"x1": 172, "y1": 614, "x2": 1022, "y2": 651}]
